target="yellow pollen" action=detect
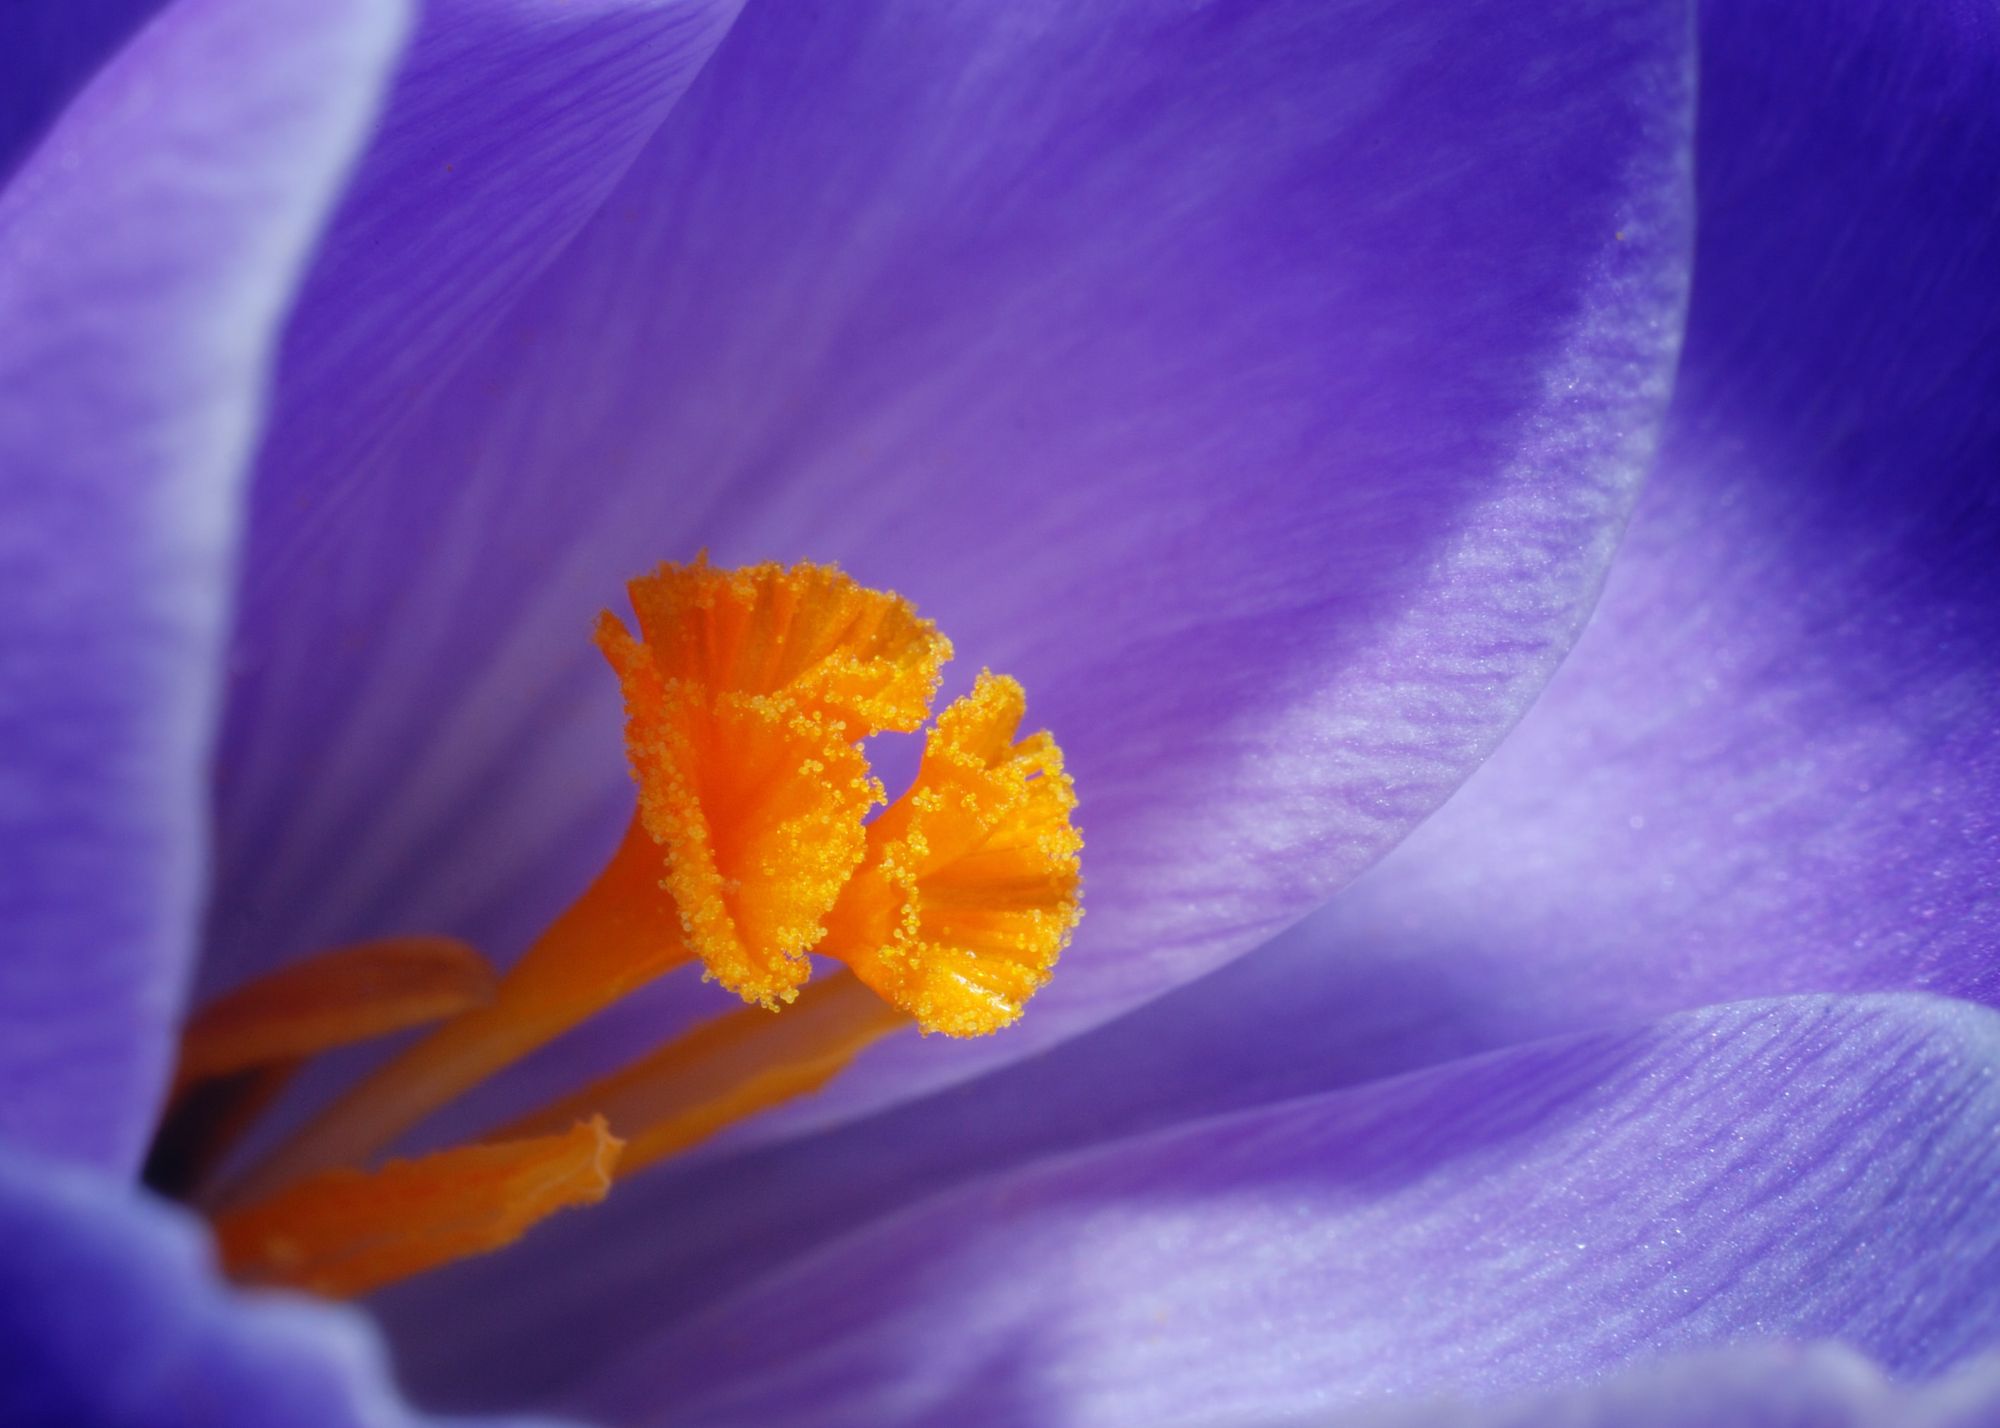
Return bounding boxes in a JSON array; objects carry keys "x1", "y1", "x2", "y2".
[
  {"x1": 177, "y1": 558, "x2": 1079, "y2": 1299},
  {"x1": 596, "y1": 557, "x2": 950, "y2": 1008},
  {"x1": 818, "y1": 671, "x2": 1083, "y2": 1036},
  {"x1": 621, "y1": 555, "x2": 950, "y2": 731}
]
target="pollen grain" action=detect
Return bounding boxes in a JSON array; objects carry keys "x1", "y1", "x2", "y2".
[{"x1": 818, "y1": 671, "x2": 1083, "y2": 1037}]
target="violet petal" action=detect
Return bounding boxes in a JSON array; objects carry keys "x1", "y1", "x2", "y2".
[
  {"x1": 1332, "y1": 1345, "x2": 2000, "y2": 1428},
  {"x1": 553, "y1": 994, "x2": 2000, "y2": 1428},
  {"x1": 207, "y1": 0, "x2": 1695, "y2": 1141},
  {"x1": 0, "y1": 0, "x2": 407, "y2": 1170},
  {"x1": 0, "y1": 1, "x2": 165, "y2": 180},
  {"x1": 0, "y1": 1141, "x2": 566, "y2": 1428},
  {"x1": 1201, "y1": 0, "x2": 2000, "y2": 1084},
  {"x1": 230, "y1": 0, "x2": 748, "y2": 641}
]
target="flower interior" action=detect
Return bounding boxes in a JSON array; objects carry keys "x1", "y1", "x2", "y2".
[{"x1": 147, "y1": 559, "x2": 1082, "y2": 1299}]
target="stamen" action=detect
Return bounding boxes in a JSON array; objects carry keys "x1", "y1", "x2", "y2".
[
  {"x1": 147, "y1": 938, "x2": 494, "y2": 1198},
  {"x1": 817, "y1": 672, "x2": 1083, "y2": 1037},
  {"x1": 174, "y1": 936, "x2": 495, "y2": 1089},
  {"x1": 598, "y1": 557, "x2": 951, "y2": 1007},
  {"x1": 495, "y1": 972, "x2": 906, "y2": 1176},
  {"x1": 189, "y1": 560, "x2": 1078, "y2": 1298},
  {"x1": 219, "y1": 817, "x2": 683, "y2": 1204},
  {"x1": 620, "y1": 555, "x2": 948, "y2": 732},
  {"x1": 216, "y1": 1119, "x2": 621, "y2": 1299},
  {"x1": 224, "y1": 560, "x2": 952, "y2": 1200}
]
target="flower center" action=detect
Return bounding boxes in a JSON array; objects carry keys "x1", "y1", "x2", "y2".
[{"x1": 153, "y1": 559, "x2": 1081, "y2": 1298}]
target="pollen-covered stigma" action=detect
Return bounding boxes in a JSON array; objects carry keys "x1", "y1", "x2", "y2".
[{"x1": 151, "y1": 560, "x2": 1081, "y2": 1299}]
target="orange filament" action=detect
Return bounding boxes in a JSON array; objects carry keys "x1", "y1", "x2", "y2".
[
  {"x1": 148, "y1": 938, "x2": 494, "y2": 1199},
  {"x1": 174, "y1": 936, "x2": 495, "y2": 1090},
  {"x1": 496, "y1": 972, "x2": 907, "y2": 1176},
  {"x1": 229, "y1": 562, "x2": 955, "y2": 1203},
  {"x1": 818, "y1": 672, "x2": 1083, "y2": 1036},
  {"x1": 216, "y1": 1119, "x2": 621, "y2": 1299},
  {"x1": 597, "y1": 557, "x2": 951, "y2": 1007},
  {"x1": 219, "y1": 818, "x2": 686, "y2": 1206},
  {"x1": 178, "y1": 558, "x2": 1079, "y2": 1299}
]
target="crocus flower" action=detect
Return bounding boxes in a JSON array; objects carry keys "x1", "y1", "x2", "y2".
[{"x1": 4, "y1": 0, "x2": 1998, "y2": 1423}]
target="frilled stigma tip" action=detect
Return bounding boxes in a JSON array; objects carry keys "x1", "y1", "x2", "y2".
[
  {"x1": 598, "y1": 558, "x2": 1080, "y2": 1033},
  {"x1": 180, "y1": 558, "x2": 1080, "y2": 1300},
  {"x1": 820, "y1": 672, "x2": 1083, "y2": 1036}
]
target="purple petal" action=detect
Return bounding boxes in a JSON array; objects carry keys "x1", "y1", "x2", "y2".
[
  {"x1": 1340, "y1": 1345, "x2": 2000, "y2": 1428},
  {"x1": 0, "y1": 0, "x2": 408, "y2": 1170},
  {"x1": 0, "y1": 1140, "x2": 562, "y2": 1428},
  {"x1": 204, "y1": 0, "x2": 1695, "y2": 1137},
  {"x1": 230, "y1": 0, "x2": 747, "y2": 621},
  {"x1": 1204, "y1": 0, "x2": 2000, "y2": 1083},
  {"x1": 540, "y1": 994, "x2": 2000, "y2": 1427},
  {"x1": 0, "y1": 2, "x2": 166, "y2": 181}
]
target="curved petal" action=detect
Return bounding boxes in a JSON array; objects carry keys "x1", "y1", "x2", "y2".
[
  {"x1": 0, "y1": 1, "x2": 165, "y2": 182},
  {"x1": 1217, "y1": 0, "x2": 2000, "y2": 1081},
  {"x1": 211, "y1": 0, "x2": 744, "y2": 1001},
  {"x1": 507, "y1": 994, "x2": 2000, "y2": 1427},
  {"x1": 0, "y1": 0, "x2": 409, "y2": 1170},
  {"x1": 228, "y1": 0, "x2": 747, "y2": 617},
  {"x1": 0, "y1": 1141, "x2": 564, "y2": 1428},
  {"x1": 1336, "y1": 1345, "x2": 2000, "y2": 1428},
  {"x1": 0, "y1": 4, "x2": 166, "y2": 184},
  {"x1": 204, "y1": 0, "x2": 1695, "y2": 1136}
]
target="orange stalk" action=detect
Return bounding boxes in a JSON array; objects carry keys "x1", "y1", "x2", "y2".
[
  {"x1": 497, "y1": 971, "x2": 906, "y2": 1177},
  {"x1": 218, "y1": 818, "x2": 684, "y2": 1207},
  {"x1": 216, "y1": 1119, "x2": 621, "y2": 1298},
  {"x1": 174, "y1": 936, "x2": 495, "y2": 1090}
]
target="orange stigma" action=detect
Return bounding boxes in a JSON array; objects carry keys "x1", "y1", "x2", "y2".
[
  {"x1": 819, "y1": 671, "x2": 1081, "y2": 1036},
  {"x1": 166, "y1": 559, "x2": 1081, "y2": 1298},
  {"x1": 595, "y1": 557, "x2": 951, "y2": 1007}
]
